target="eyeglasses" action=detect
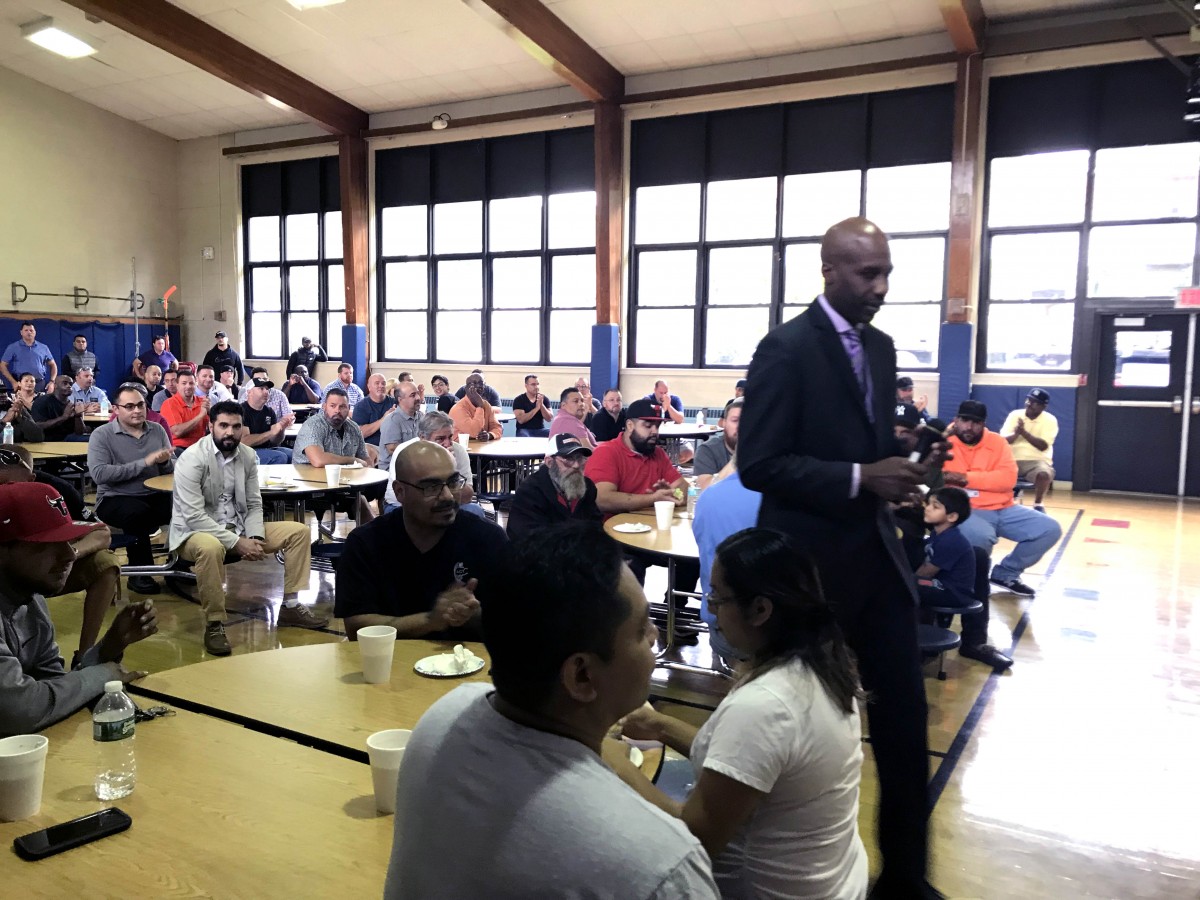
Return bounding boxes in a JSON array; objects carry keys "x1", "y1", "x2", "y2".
[
  {"x1": 0, "y1": 447, "x2": 27, "y2": 467},
  {"x1": 704, "y1": 591, "x2": 730, "y2": 611},
  {"x1": 115, "y1": 402, "x2": 146, "y2": 411},
  {"x1": 396, "y1": 473, "x2": 468, "y2": 499}
]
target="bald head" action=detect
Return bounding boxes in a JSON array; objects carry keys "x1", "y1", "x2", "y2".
[
  {"x1": 394, "y1": 440, "x2": 459, "y2": 530},
  {"x1": 819, "y1": 217, "x2": 892, "y2": 326},
  {"x1": 394, "y1": 439, "x2": 455, "y2": 484}
]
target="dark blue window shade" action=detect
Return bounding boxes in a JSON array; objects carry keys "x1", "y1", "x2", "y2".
[
  {"x1": 242, "y1": 162, "x2": 282, "y2": 218},
  {"x1": 868, "y1": 84, "x2": 955, "y2": 167},
  {"x1": 377, "y1": 146, "x2": 431, "y2": 208},
  {"x1": 708, "y1": 106, "x2": 784, "y2": 180},
  {"x1": 433, "y1": 140, "x2": 485, "y2": 203},
  {"x1": 489, "y1": 132, "x2": 547, "y2": 199},
  {"x1": 632, "y1": 113, "x2": 706, "y2": 186},
  {"x1": 548, "y1": 128, "x2": 595, "y2": 193},
  {"x1": 320, "y1": 156, "x2": 340, "y2": 211},
  {"x1": 284, "y1": 157, "x2": 321, "y2": 214},
  {"x1": 988, "y1": 59, "x2": 1195, "y2": 158},
  {"x1": 785, "y1": 96, "x2": 868, "y2": 174}
]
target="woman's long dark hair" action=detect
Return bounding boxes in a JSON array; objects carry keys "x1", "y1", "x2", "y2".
[{"x1": 715, "y1": 528, "x2": 863, "y2": 714}]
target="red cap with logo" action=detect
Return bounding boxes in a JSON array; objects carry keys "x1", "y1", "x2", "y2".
[{"x1": 0, "y1": 483, "x2": 94, "y2": 543}]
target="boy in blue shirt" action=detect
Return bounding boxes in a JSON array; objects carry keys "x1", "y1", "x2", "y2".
[{"x1": 917, "y1": 487, "x2": 1013, "y2": 671}]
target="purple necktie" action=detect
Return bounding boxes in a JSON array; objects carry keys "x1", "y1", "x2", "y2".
[{"x1": 841, "y1": 328, "x2": 874, "y2": 422}]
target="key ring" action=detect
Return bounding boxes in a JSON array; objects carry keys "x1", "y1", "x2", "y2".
[{"x1": 133, "y1": 704, "x2": 176, "y2": 722}]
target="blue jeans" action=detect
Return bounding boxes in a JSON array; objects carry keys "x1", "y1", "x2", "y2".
[
  {"x1": 255, "y1": 447, "x2": 292, "y2": 465},
  {"x1": 957, "y1": 505, "x2": 1062, "y2": 583},
  {"x1": 516, "y1": 427, "x2": 549, "y2": 438}
]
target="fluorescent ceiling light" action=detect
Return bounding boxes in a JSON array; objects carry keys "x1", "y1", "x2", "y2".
[
  {"x1": 21, "y1": 18, "x2": 98, "y2": 59},
  {"x1": 285, "y1": 0, "x2": 346, "y2": 9}
]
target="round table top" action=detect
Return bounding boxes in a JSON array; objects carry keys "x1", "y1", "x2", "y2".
[
  {"x1": 604, "y1": 511, "x2": 699, "y2": 559},
  {"x1": 145, "y1": 462, "x2": 389, "y2": 494},
  {"x1": 658, "y1": 422, "x2": 719, "y2": 439},
  {"x1": 83, "y1": 413, "x2": 110, "y2": 425},
  {"x1": 465, "y1": 436, "x2": 549, "y2": 458},
  {"x1": 22, "y1": 441, "x2": 91, "y2": 458}
]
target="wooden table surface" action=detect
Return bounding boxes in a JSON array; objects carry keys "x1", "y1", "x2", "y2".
[
  {"x1": 605, "y1": 510, "x2": 699, "y2": 559},
  {"x1": 144, "y1": 462, "x2": 389, "y2": 495},
  {"x1": 0, "y1": 708, "x2": 391, "y2": 896},
  {"x1": 465, "y1": 436, "x2": 549, "y2": 458},
  {"x1": 22, "y1": 441, "x2": 91, "y2": 458}
]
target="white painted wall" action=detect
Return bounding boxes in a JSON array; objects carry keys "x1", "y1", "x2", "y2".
[{"x1": 0, "y1": 67, "x2": 179, "y2": 320}]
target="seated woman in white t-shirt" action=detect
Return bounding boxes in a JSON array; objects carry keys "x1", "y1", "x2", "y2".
[{"x1": 611, "y1": 527, "x2": 868, "y2": 900}]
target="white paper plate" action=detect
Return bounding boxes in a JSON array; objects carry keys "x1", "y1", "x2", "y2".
[
  {"x1": 612, "y1": 523, "x2": 652, "y2": 534},
  {"x1": 342, "y1": 461, "x2": 363, "y2": 470},
  {"x1": 414, "y1": 653, "x2": 485, "y2": 678},
  {"x1": 262, "y1": 481, "x2": 296, "y2": 491}
]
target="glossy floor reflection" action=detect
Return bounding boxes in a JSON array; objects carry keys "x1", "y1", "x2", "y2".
[{"x1": 42, "y1": 493, "x2": 1200, "y2": 899}]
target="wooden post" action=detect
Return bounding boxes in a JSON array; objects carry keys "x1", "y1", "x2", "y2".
[
  {"x1": 945, "y1": 54, "x2": 983, "y2": 325},
  {"x1": 594, "y1": 101, "x2": 624, "y2": 326},
  {"x1": 338, "y1": 134, "x2": 370, "y2": 332}
]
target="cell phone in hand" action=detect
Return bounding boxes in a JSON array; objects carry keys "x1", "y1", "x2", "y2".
[{"x1": 13, "y1": 807, "x2": 132, "y2": 861}]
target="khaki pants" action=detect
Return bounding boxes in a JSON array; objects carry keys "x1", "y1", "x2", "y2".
[
  {"x1": 177, "y1": 522, "x2": 311, "y2": 622},
  {"x1": 1016, "y1": 458, "x2": 1055, "y2": 482}
]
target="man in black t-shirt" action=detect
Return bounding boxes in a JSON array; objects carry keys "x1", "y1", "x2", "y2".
[
  {"x1": 587, "y1": 389, "x2": 626, "y2": 444},
  {"x1": 511, "y1": 374, "x2": 551, "y2": 437},
  {"x1": 335, "y1": 441, "x2": 507, "y2": 640},
  {"x1": 240, "y1": 376, "x2": 294, "y2": 464},
  {"x1": 31, "y1": 375, "x2": 87, "y2": 442}
]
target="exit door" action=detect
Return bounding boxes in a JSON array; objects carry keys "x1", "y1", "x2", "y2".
[{"x1": 1092, "y1": 312, "x2": 1200, "y2": 496}]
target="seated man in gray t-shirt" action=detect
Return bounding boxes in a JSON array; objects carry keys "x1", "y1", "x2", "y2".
[
  {"x1": 693, "y1": 399, "x2": 741, "y2": 491},
  {"x1": 384, "y1": 523, "x2": 717, "y2": 900}
]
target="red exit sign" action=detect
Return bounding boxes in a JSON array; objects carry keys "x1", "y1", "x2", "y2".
[{"x1": 1178, "y1": 287, "x2": 1200, "y2": 308}]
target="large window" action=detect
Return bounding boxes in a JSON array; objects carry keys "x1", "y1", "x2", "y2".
[
  {"x1": 242, "y1": 158, "x2": 344, "y2": 359},
  {"x1": 981, "y1": 59, "x2": 1200, "y2": 372},
  {"x1": 376, "y1": 129, "x2": 595, "y2": 364},
  {"x1": 629, "y1": 86, "x2": 955, "y2": 369}
]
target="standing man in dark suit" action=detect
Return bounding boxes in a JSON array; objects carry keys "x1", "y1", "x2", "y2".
[{"x1": 739, "y1": 217, "x2": 943, "y2": 899}]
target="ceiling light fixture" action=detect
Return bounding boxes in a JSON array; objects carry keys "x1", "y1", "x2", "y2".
[
  {"x1": 21, "y1": 17, "x2": 98, "y2": 59},
  {"x1": 285, "y1": 0, "x2": 347, "y2": 9},
  {"x1": 264, "y1": 96, "x2": 291, "y2": 111},
  {"x1": 431, "y1": 114, "x2": 451, "y2": 131}
]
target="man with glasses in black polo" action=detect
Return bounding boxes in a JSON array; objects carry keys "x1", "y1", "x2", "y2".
[
  {"x1": 334, "y1": 440, "x2": 506, "y2": 641},
  {"x1": 88, "y1": 383, "x2": 175, "y2": 595}
]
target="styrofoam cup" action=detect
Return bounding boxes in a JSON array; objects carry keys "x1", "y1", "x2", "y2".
[
  {"x1": 0, "y1": 734, "x2": 49, "y2": 822},
  {"x1": 357, "y1": 625, "x2": 397, "y2": 684},
  {"x1": 457, "y1": 433, "x2": 471, "y2": 448},
  {"x1": 654, "y1": 500, "x2": 674, "y2": 530},
  {"x1": 366, "y1": 729, "x2": 411, "y2": 814},
  {"x1": 324, "y1": 464, "x2": 342, "y2": 487}
]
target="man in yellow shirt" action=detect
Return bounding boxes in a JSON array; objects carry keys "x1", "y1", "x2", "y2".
[{"x1": 1000, "y1": 389, "x2": 1057, "y2": 512}]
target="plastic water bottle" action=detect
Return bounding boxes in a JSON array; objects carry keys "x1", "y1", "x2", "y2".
[
  {"x1": 687, "y1": 482, "x2": 699, "y2": 516},
  {"x1": 1, "y1": 422, "x2": 12, "y2": 445},
  {"x1": 99, "y1": 395, "x2": 110, "y2": 416},
  {"x1": 695, "y1": 409, "x2": 705, "y2": 426},
  {"x1": 93, "y1": 681, "x2": 136, "y2": 800}
]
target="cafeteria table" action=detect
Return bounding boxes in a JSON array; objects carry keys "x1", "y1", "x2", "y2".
[
  {"x1": 656, "y1": 422, "x2": 719, "y2": 464},
  {"x1": 465, "y1": 436, "x2": 547, "y2": 498},
  {"x1": 0, "y1": 707, "x2": 391, "y2": 896},
  {"x1": 22, "y1": 441, "x2": 91, "y2": 460}
]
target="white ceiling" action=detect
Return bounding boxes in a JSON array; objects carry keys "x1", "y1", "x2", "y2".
[{"x1": 0, "y1": 0, "x2": 1154, "y2": 141}]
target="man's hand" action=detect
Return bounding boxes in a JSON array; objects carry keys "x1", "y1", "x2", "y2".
[
  {"x1": 97, "y1": 599, "x2": 159, "y2": 664},
  {"x1": 279, "y1": 414, "x2": 296, "y2": 429},
  {"x1": 943, "y1": 471, "x2": 968, "y2": 488},
  {"x1": 647, "y1": 487, "x2": 677, "y2": 505},
  {"x1": 364, "y1": 444, "x2": 380, "y2": 468},
  {"x1": 860, "y1": 457, "x2": 927, "y2": 502},
  {"x1": 143, "y1": 448, "x2": 172, "y2": 466},
  {"x1": 600, "y1": 737, "x2": 635, "y2": 770},
  {"x1": 915, "y1": 394, "x2": 928, "y2": 412},
  {"x1": 429, "y1": 578, "x2": 480, "y2": 630},
  {"x1": 1014, "y1": 418, "x2": 1026, "y2": 437},
  {"x1": 234, "y1": 536, "x2": 266, "y2": 561},
  {"x1": 73, "y1": 402, "x2": 88, "y2": 416},
  {"x1": 476, "y1": 431, "x2": 491, "y2": 442},
  {"x1": 381, "y1": 405, "x2": 397, "y2": 420},
  {"x1": 200, "y1": 397, "x2": 211, "y2": 412},
  {"x1": 619, "y1": 702, "x2": 665, "y2": 742}
]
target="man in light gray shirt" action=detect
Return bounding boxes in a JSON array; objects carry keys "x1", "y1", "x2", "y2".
[
  {"x1": 0, "y1": 482, "x2": 158, "y2": 738},
  {"x1": 384, "y1": 522, "x2": 717, "y2": 900},
  {"x1": 151, "y1": 368, "x2": 177, "y2": 412},
  {"x1": 377, "y1": 379, "x2": 424, "y2": 470}
]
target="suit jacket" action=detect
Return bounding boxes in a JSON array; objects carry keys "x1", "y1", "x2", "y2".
[
  {"x1": 168, "y1": 435, "x2": 264, "y2": 552},
  {"x1": 739, "y1": 298, "x2": 916, "y2": 612}
]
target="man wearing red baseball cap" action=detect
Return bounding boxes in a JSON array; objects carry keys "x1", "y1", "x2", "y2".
[{"x1": 0, "y1": 483, "x2": 158, "y2": 738}]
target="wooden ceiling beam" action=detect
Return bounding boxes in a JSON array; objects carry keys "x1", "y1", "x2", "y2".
[
  {"x1": 58, "y1": 0, "x2": 368, "y2": 135},
  {"x1": 939, "y1": 0, "x2": 987, "y2": 54},
  {"x1": 462, "y1": 0, "x2": 623, "y2": 101}
]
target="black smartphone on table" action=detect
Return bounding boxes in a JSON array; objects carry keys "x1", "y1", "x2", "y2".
[{"x1": 13, "y1": 807, "x2": 131, "y2": 861}]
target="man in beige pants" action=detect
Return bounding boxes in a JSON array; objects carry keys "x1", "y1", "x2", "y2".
[{"x1": 169, "y1": 400, "x2": 326, "y2": 656}]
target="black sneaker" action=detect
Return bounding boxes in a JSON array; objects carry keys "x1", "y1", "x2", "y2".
[
  {"x1": 990, "y1": 575, "x2": 1036, "y2": 597},
  {"x1": 128, "y1": 576, "x2": 160, "y2": 595}
]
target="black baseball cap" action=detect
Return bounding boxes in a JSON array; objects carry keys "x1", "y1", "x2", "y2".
[
  {"x1": 546, "y1": 434, "x2": 591, "y2": 458},
  {"x1": 219, "y1": 364, "x2": 235, "y2": 374},
  {"x1": 735, "y1": 379, "x2": 747, "y2": 389},
  {"x1": 251, "y1": 376, "x2": 274, "y2": 389},
  {"x1": 894, "y1": 402, "x2": 922, "y2": 428},
  {"x1": 1027, "y1": 388, "x2": 1050, "y2": 405},
  {"x1": 956, "y1": 400, "x2": 988, "y2": 422},
  {"x1": 214, "y1": 330, "x2": 227, "y2": 338},
  {"x1": 627, "y1": 398, "x2": 669, "y2": 422},
  {"x1": 896, "y1": 376, "x2": 914, "y2": 389}
]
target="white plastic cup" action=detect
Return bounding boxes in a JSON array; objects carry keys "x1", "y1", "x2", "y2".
[
  {"x1": 457, "y1": 433, "x2": 471, "y2": 448},
  {"x1": 366, "y1": 729, "x2": 411, "y2": 814},
  {"x1": 324, "y1": 464, "x2": 343, "y2": 487},
  {"x1": 654, "y1": 500, "x2": 674, "y2": 530},
  {"x1": 0, "y1": 734, "x2": 49, "y2": 822},
  {"x1": 357, "y1": 625, "x2": 397, "y2": 684}
]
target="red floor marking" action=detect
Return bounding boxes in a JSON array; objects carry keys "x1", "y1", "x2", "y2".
[
  {"x1": 1084, "y1": 537, "x2": 1116, "y2": 543},
  {"x1": 1090, "y1": 519, "x2": 1130, "y2": 528}
]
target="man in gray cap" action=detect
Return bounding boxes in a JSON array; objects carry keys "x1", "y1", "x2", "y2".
[{"x1": 1000, "y1": 388, "x2": 1057, "y2": 511}]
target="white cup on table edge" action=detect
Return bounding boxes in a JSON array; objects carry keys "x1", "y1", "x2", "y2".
[
  {"x1": 357, "y1": 625, "x2": 397, "y2": 684},
  {"x1": 0, "y1": 734, "x2": 49, "y2": 822},
  {"x1": 366, "y1": 729, "x2": 411, "y2": 815}
]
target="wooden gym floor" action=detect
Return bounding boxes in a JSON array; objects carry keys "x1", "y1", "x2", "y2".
[{"x1": 43, "y1": 491, "x2": 1200, "y2": 899}]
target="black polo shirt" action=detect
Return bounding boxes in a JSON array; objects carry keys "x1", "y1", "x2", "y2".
[
  {"x1": 334, "y1": 509, "x2": 507, "y2": 641},
  {"x1": 588, "y1": 408, "x2": 627, "y2": 443}
]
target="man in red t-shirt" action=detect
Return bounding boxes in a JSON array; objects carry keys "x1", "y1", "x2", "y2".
[{"x1": 586, "y1": 398, "x2": 698, "y2": 643}]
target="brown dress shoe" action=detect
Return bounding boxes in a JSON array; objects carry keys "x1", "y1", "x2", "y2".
[
  {"x1": 204, "y1": 622, "x2": 232, "y2": 656},
  {"x1": 277, "y1": 604, "x2": 330, "y2": 629}
]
